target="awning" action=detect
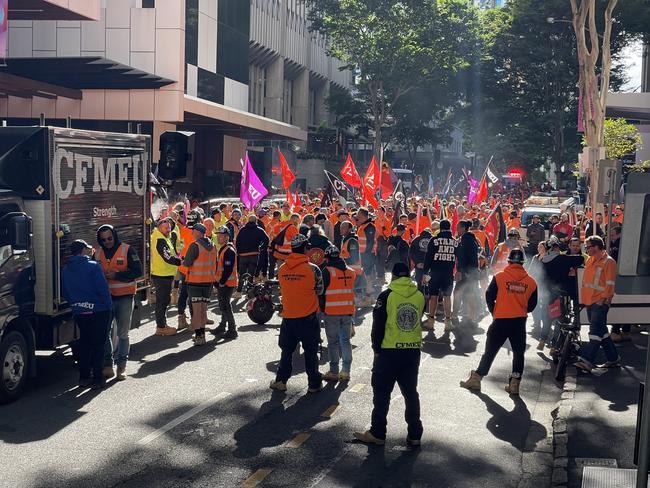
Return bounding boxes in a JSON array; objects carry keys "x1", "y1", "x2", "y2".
[
  {"x1": 0, "y1": 58, "x2": 175, "y2": 90},
  {"x1": 607, "y1": 92, "x2": 650, "y2": 123},
  {"x1": 183, "y1": 95, "x2": 307, "y2": 142},
  {"x1": 0, "y1": 72, "x2": 82, "y2": 99},
  {"x1": 9, "y1": 0, "x2": 100, "y2": 20}
]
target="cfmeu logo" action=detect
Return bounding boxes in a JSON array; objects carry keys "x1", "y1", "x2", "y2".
[{"x1": 396, "y1": 303, "x2": 418, "y2": 332}]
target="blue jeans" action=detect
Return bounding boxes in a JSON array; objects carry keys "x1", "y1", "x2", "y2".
[
  {"x1": 104, "y1": 295, "x2": 135, "y2": 368},
  {"x1": 580, "y1": 304, "x2": 619, "y2": 366},
  {"x1": 324, "y1": 315, "x2": 353, "y2": 374}
]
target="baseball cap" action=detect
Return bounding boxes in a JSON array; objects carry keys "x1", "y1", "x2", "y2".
[
  {"x1": 507, "y1": 228, "x2": 520, "y2": 238},
  {"x1": 324, "y1": 245, "x2": 340, "y2": 257},
  {"x1": 70, "y1": 239, "x2": 92, "y2": 255},
  {"x1": 193, "y1": 223, "x2": 207, "y2": 234},
  {"x1": 215, "y1": 226, "x2": 230, "y2": 235},
  {"x1": 391, "y1": 262, "x2": 410, "y2": 278}
]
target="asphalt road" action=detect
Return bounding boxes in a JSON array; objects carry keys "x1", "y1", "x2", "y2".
[{"x1": 0, "y1": 297, "x2": 560, "y2": 488}]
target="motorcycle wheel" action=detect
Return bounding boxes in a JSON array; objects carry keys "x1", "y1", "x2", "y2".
[{"x1": 247, "y1": 298, "x2": 275, "y2": 325}]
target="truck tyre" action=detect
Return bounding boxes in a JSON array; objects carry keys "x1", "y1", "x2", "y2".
[{"x1": 0, "y1": 331, "x2": 29, "y2": 404}]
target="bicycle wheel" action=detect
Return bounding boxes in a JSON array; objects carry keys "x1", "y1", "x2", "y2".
[{"x1": 554, "y1": 332, "x2": 572, "y2": 382}]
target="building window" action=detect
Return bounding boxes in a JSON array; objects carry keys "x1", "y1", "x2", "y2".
[
  {"x1": 283, "y1": 78, "x2": 293, "y2": 124},
  {"x1": 249, "y1": 64, "x2": 266, "y2": 116}
]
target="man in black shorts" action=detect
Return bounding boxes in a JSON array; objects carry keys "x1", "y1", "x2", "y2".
[{"x1": 423, "y1": 219, "x2": 457, "y2": 330}]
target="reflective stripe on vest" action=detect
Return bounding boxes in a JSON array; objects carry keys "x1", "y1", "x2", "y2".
[
  {"x1": 381, "y1": 280, "x2": 425, "y2": 349},
  {"x1": 340, "y1": 237, "x2": 362, "y2": 275},
  {"x1": 357, "y1": 222, "x2": 371, "y2": 253},
  {"x1": 187, "y1": 243, "x2": 218, "y2": 284},
  {"x1": 216, "y1": 244, "x2": 238, "y2": 287},
  {"x1": 97, "y1": 243, "x2": 136, "y2": 296},
  {"x1": 324, "y1": 266, "x2": 355, "y2": 315}
]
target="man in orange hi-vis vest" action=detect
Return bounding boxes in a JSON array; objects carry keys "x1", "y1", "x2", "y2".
[
  {"x1": 182, "y1": 222, "x2": 218, "y2": 346},
  {"x1": 574, "y1": 235, "x2": 621, "y2": 373},
  {"x1": 96, "y1": 225, "x2": 142, "y2": 381},
  {"x1": 321, "y1": 245, "x2": 356, "y2": 383}
]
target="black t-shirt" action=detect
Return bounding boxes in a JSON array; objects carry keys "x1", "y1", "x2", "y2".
[{"x1": 424, "y1": 230, "x2": 457, "y2": 274}]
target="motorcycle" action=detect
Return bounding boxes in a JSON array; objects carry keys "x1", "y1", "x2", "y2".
[{"x1": 242, "y1": 275, "x2": 281, "y2": 325}]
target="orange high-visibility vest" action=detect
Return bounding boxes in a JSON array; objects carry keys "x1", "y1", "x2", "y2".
[
  {"x1": 215, "y1": 243, "x2": 237, "y2": 287},
  {"x1": 273, "y1": 222, "x2": 297, "y2": 260},
  {"x1": 97, "y1": 243, "x2": 136, "y2": 297},
  {"x1": 278, "y1": 254, "x2": 319, "y2": 318},
  {"x1": 492, "y1": 265, "x2": 537, "y2": 319},
  {"x1": 492, "y1": 243, "x2": 509, "y2": 274},
  {"x1": 357, "y1": 221, "x2": 374, "y2": 253},
  {"x1": 324, "y1": 266, "x2": 356, "y2": 315},
  {"x1": 581, "y1": 251, "x2": 616, "y2": 305},
  {"x1": 187, "y1": 242, "x2": 218, "y2": 284},
  {"x1": 340, "y1": 236, "x2": 362, "y2": 275}
]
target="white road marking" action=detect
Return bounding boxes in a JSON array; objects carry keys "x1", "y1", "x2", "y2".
[{"x1": 137, "y1": 392, "x2": 231, "y2": 445}]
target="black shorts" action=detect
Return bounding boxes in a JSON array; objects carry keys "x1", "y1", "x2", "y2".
[
  {"x1": 428, "y1": 273, "x2": 454, "y2": 297},
  {"x1": 188, "y1": 284, "x2": 212, "y2": 303}
]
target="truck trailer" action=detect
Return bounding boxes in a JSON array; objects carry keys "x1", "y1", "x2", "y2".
[{"x1": 0, "y1": 126, "x2": 150, "y2": 403}]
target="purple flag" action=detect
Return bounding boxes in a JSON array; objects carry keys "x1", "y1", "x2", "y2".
[
  {"x1": 240, "y1": 152, "x2": 268, "y2": 210},
  {"x1": 468, "y1": 177, "x2": 479, "y2": 203}
]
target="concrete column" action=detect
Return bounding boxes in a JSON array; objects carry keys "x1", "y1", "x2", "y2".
[
  {"x1": 292, "y1": 68, "x2": 309, "y2": 131},
  {"x1": 642, "y1": 41, "x2": 649, "y2": 93},
  {"x1": 265, "y1": 56, "x2": 284, "y2": 121},
  {"x1": 315, "y1": 81, "x2": 330, "y2": 127}
]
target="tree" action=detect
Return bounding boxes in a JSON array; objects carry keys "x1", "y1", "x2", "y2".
[
  {"x1": 305, "y1": 0, "x2": 480, "y2": 162},
  {"x1": 570, "y1": 0, "x2": 619, "y2": 150},
  {"x1": 601, "y1": 118, "x2": 649, "y2": 173}
]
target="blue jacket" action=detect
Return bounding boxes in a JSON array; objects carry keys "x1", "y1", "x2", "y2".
[{"x1": 62, "y1": 255, "x2": 113, "y2": 315}]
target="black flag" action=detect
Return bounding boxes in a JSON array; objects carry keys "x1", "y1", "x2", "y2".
[{"x1": 324, "y1": 170, "x2": 350, "y2": 205}]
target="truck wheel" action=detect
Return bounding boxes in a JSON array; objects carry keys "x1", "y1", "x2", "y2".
[{"x1": 0, "y1": 331, "x2": 29, "y2": 404}]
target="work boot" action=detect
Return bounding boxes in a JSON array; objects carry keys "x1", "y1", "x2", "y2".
[
  {"x1": 406, "y1": 437, "x2": 421, "y2": 448},
  {"x1": 269, "y1": 379, "x2": 287, "y2": 391},
  {"x1": 574, "y1": 360, "x2": 593, "y2": 373},
  {"x1": 597, "y1": 357, "x2": 622, "y2": 368},
  {"x1": 103, "y1": 366, "x2": 115, "y2": 380},
  {"x1": 322, "y1": 371, "x2": 339, "y2": 382},
  {"x1": 232, "y1": 291, "x2": 243, "y2": 300},
  {"x1": 338, "y1": 372, "x2": 351, "y2": 382},
  {"x1": 505, "y1": 377, "x2": 520, "y2": 395},
  {"x1": 460, "y1": 370, "x2": 482, "y2": 391},
  {"x1": 308, "y1": 383, "x2": 323, "y2": 393},
  {"x1": 422, "y1": 317, "x2": 435, "y2": 331},
  {"x1": 193, "y1": 334, "x2": 206, "y2": 346},
  {"x1": 211, "y1": 324, "x2": 226, "y2": 336},
  {"x1": 223, "y1": 329, "x2": 238, "y2": 340},
  {"x1": 353, "y1": 430, "x2": 385, "y2": 445},
  {"x1": 177, "y1": 314, "x2": 189, "y2": 331},
  {"x1": 155, "y1": 326, "x2": 177, "y2": 336},
  {"x1": 536, "y1": 340, "x2": 545, "y2": 351},
  {"x1": 444, "y1": 317, "x2": 452, "y2": 332},
  {"x1": 115, "y1": 365, "x2": 126, "y2": 381}
]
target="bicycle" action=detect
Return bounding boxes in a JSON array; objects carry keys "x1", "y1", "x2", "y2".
[{"x1": 552, "y1": 295, "x2": 583, "y2": 382}]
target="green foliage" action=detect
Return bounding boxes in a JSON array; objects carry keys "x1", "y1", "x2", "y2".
[
  {"x1": 306, "y1": 0, "x2": 480, "y2": 156},
  {"x1": 601, "y1": 118, "x2": 643, "y2": 160}
]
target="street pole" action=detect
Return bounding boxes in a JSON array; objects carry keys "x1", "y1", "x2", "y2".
[{"x1": 637, "y1": 345, "x2": 650, "y2": 488}]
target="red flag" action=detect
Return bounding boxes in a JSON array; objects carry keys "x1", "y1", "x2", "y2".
[
  {"x1": 362, "y1": 156, "x2": 380, "y2": 208},
  {"x1": 294, "y1": 190, "x2": 302, "y2": 211},
  {"x1": 278, "y1": 149, "x2": 295, "y2": 189},
  {"x1": 340, "y1": 153, "x2": 362, "y2": 188},
  {"x1": 433, "y1": 196, "x2": 440, "y2": 215},
  {"x1": 474, "y1": 175, "x2": 488, "y2": 204},
  {"x1": 285, "y1": 188, "x2": 294, "y2": 208},
  {"x1": 380, "y1": 162, "x2": 395, "y2": 200},
  {"x1": 451, "y1": 207, "x2": 459, "y2": 235},
  {"x1": 484, "y1": 204, "x2": 506, "y2": 253}
]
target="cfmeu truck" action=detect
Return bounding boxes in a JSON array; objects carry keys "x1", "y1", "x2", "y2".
[{"x1": 0, "y1": 127, "x2": 150, "y2": 403}]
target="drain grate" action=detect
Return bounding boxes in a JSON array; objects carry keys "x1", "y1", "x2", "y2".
[
  {"x1": 581, "y1": 467, "x2": 649, "y2": 488},
  {"x1": 575, "y1": 458, "x2": 618, "y2": 468}
]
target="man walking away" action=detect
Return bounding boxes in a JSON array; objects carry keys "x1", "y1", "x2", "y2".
[
  {"x1": 96, "y1": 225, "x2": 142, "y2": 381},
  {"x1": 460, "y1": 249, "x2": 537, "y2": 395},
  {"x1": 353, "y1": 263, "x2": 424, "y2": 447},
  {"x1": 150, "y1": 218, "x2": 182, "y2": 336},
  {"x1": 423, "y1": 219, "x2": 456, "y2": 330},
  {"x1": 575, "y1": 236, "x2": 620, "y2": 372},
  {"x1": 321, "y1": 245, "x2": 355, "y2": 383},
  {"x1": 213, "y1": 226, "x2": 239, "y2": 339},
  {"x1": 183, "y1": 223, "x2": 217, "y2": 346},
  {"x1": 62, "y1": 240, "x2": 113, "y2": 390},
  {"x1": 270, "y1": 234, "x2": 324, "y2": 393},
  {"x1": 455, "y1": 220, "x2": 480, "y2": 324}
]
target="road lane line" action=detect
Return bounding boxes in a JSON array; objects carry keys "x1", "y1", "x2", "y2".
[
  {"x1": 306, "y1": 445, "x2": 352, "y2": 488},
  {"x1": 285, "y1": 432, "x2": 311, "y2": 448},
  {"x1": 321, "y1": 404, "x2": 340, "y2": 418},
  {"x1": 137, "y1": 392, "x2": 230, "y2": 445},
  {"x1": 349, "y1": 383, "x2": 366, "y2": 393},
  {"x1": 242, "y1": 468, "x2": 273, "y2": 487}
]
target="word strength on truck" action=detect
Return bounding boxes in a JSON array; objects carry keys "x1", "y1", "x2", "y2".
[{"x1": 93, "y1": 206, "x2": 118, "y2": 218}]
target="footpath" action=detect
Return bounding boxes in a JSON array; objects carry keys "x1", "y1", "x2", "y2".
[{"x1": 551, "y1": 328, "x2": 647, "y2": 487}]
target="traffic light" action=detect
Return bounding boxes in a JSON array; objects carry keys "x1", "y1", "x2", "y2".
[{"x1": 157, "y1": 131, "x2": 195, "y2": 182}]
